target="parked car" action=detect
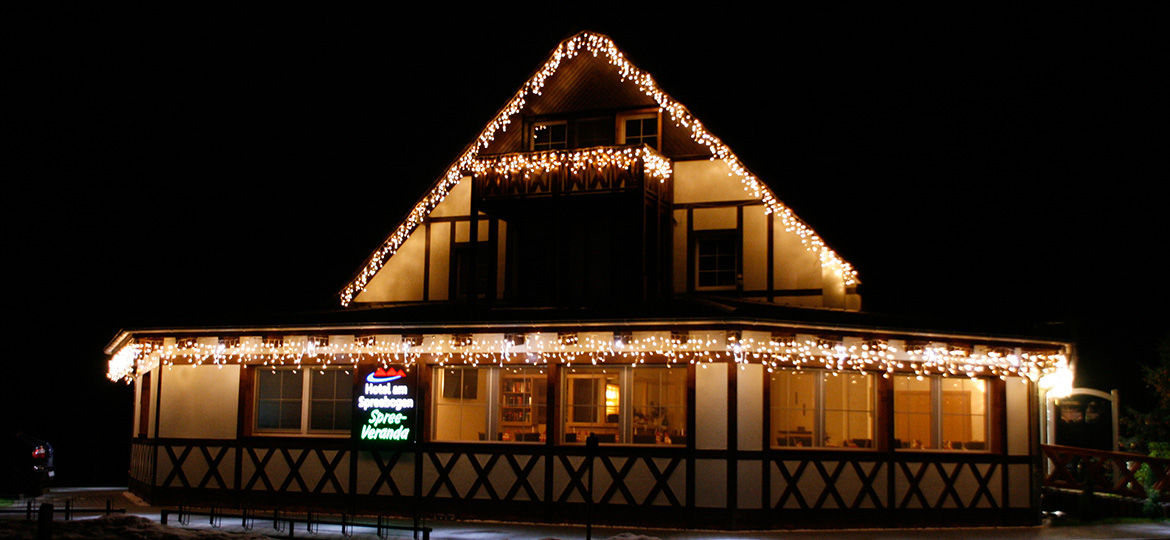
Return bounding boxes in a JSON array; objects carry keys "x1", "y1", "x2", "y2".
[{"x1": 1, "y1": 432, "x2": 54, "y2": 497}]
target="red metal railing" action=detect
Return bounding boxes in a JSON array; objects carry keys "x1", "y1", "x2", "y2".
[{"x1": 1041, "y1": 444, "x2": 1170, "y2": 500}]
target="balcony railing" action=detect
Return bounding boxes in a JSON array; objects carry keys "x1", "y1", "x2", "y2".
[
  {"x1": 471, "y1": 145, "x2": 671, "y2": 201},
  {"x1": 1041, "y1": 444, "x2": 1170, "y2": 500}
]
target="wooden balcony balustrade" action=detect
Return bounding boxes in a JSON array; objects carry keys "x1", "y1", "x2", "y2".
[
  {"x1": 471, "y1": 145, "x2": 671, "y2": 202},
  {"x1": 1041, "y1": 444, "x2": 1170, "y2": 501}
]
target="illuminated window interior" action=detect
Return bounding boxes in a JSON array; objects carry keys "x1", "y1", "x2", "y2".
[
  {"x1": 894, "y1": 375, "x2": 987, "y2": 450},
  {"x1": 770, "y1": 370, "x2": 874, "y2": 448}
]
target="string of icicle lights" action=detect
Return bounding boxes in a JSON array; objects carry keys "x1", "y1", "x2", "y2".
[
  {"x1": 108, "y1": 333, "x2": 1067, "y2": 385},
  {"x1": 471, "y1": 146, "x2": 672, "y2": 183},
  {"x1": 339, "y1": 31, "x2": 856, "y2": 306}
]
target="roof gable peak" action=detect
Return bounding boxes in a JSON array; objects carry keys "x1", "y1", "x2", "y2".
[{"x1": 339, "y1": 31, "x2": 856, "y2": 306}]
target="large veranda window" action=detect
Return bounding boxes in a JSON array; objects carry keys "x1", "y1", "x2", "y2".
[
  {"x1": 893, "y1": 375, "x2": 987, "y2": 451},
  {"x1": 562, "y1": 366, "x2": 687, "y2": 445},
  {"x1": 255, "y1": 366, "x2": 353, "y2": 434},
  {"x1": 770, "y1": 370, "x2": 875, "y2": 448},
  {"x1": 432, "y1": 366, "x2": 548, "y2": 442}
]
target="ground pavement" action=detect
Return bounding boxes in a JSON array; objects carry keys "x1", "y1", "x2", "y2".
[{"x1": 3, "y1": 487, "x2": 1169, "y2": 540}]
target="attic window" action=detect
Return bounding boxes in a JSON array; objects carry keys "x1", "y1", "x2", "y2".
[
  {"x1": 619, "y1": 113, "x2": 658, "y2": 149},
  {"x1": 532, "y1": 121, "x2": 567, "y2": 151},
  {"x1": 694, "y1": 231, "x2": 738, "y2": 290}
]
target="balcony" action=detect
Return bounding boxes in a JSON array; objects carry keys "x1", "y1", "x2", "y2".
[{"x1": 470, "y1": 144, "x2": 671, "y2": 202}]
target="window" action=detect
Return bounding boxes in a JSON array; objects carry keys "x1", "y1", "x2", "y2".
[
  {"x1": 432, "y1": 366, "x2": 547, "y2": 442},
  {"x1": 452, "y1": 242, "x2": 494, "y2": 299},
  {"x1": 576, "y1": 117, "x2": 615, "y2": 148},
  {"x1": 695, "y1": 231, "x2": 738, "y2": 290},
  {"x1": 310, "y1": 368, "x2": 353, "y2": 431},
  {"x1": 631, "y1": 368, "x2": 687, "y2": 445},
  {"x1": 532, "y1": 121, "x2": 567, "y2": 151},
  {"x1": 620, "y1": 113, "x2": 658, "y2": 149},
  {"x1": 770, "y1": 370, "x2": 875, "y2": 448},
  {"x1": 562, "y1": 366, "x2": 687, "y2": 445},
  {"x1": 893, "y1": 375, "x2": 987, "y2": 451},
  {"x1": 256, "y1": 367, "x2": 352, "y2": 435}
]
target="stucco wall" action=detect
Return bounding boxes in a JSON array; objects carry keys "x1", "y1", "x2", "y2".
[
  {"x1": 672, "y1": 159, "x2": 855, "y2": 309},
  {"x1": 158, "y1": 365, "x2": 240, "y2": 439},
  {"x1": 695, "y1": 363, "x2": 728, "y2": 450},
  {"x1": 1006, "y1": 377, "x2": 1031, "y2": 455}
]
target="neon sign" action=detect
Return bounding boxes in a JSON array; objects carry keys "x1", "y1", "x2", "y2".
[{"x1": 355, "y1": 366, "x2": 415, "y2": 443}]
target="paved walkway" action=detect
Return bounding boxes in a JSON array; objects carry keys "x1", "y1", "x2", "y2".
[{"x1": 4, "y1": 487, "x2": 1169, "y2": 540}]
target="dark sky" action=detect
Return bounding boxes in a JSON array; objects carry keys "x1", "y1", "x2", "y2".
[{"x1": 7, "y1": 7, "x2": 1167, "y2": 483}]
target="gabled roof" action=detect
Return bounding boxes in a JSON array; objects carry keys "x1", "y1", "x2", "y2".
[{"x1": 339, "y1": 31, "x2": 858, "y2": 306}]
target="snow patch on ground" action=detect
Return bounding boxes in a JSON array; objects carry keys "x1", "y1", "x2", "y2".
[
  {"x1": 0, "y1": 514, "x2": 664, "y2": 540},
  {"x1": 0, "y1": 514, "x2": 274, "y2": 540}
]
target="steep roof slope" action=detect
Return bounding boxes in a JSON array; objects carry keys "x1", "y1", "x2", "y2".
[{"x1": 339, "y1": 31, "x2": 857, "y2": 306}]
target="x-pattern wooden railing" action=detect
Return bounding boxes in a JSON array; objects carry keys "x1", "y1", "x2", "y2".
[{"x1": 1041, "y1": 444, "x2": 1170, "y2": 500}]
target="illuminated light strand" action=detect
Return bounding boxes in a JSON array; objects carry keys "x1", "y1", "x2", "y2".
[
  {"x1": 108, "y1": 334, "x2": 1066, "y2": 386},
  {"x1": 471, "y1": 146, "x2": 672, "y2": 183},
  {"x1": 339, "y1": 31, "x2": 856, "y2": 306}
]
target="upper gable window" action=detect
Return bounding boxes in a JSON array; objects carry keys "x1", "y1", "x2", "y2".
[
  {"x1": 576, "y1": 117, "x2": 615, "y2": 148},
  {"x1": 452, "y1": 242, "x2": 494, "y2": 300},
  {"x1": 619, "y1": 113, "x2": 658, "y2": 149},
  {"x1": 694, "y1": 230, "x2": 738, "y2": 290},
  {"x1": 532, "y1": 121, "x2": 567, "y2": 151}
]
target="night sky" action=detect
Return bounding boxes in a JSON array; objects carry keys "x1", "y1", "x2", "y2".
[{"x1": 7, "y1": 7, "x2": 1166, "y2": 485}]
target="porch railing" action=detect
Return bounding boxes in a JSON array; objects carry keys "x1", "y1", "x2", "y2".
[{"x1": 1041, "y1": 444, "x2": 1170, "y2": 500}]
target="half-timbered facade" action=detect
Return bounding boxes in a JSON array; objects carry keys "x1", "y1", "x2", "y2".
[{"x1": 106, "y1": 32, "x2": 1072, "y2": 529}]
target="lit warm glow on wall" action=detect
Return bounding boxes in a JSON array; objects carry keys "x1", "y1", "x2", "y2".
[
  {"x1": 108, "y1": 332, "x2": 1068, "y2": 390},
  {"x1": 1038, "y1": 360, "x2": 1074, "y2": 398},
  {"x1": 605, "y1": 383, "x2": 620, "y2": 416},
  {"x1": 339, "y1": 31, "x2": 857, "y2": 306}
]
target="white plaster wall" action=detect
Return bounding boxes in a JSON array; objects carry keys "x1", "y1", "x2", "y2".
[
  {"x1": 737, "y1": 460, "x2": 762, "y2": 509},
  {"x1": 355, "y1": 225, "x2": 427, "y2": 302},
  {"x1": 454, "y1": 220, "x2": 491, "y2": 243},
  {"x1": 742, "y1": 208, "x2": 767, "y2": 292},
  {"x1": 430, "y1": 177, "x2": 471, "y2": 218},
  {"x1": 695, "y1": 363, "x2": 728, "y2": 450},
  {"x1": 1006, "y1": 377, "x2": 1031, "y2": 455},
  {"x1": 691, "y1": 207, "x2": 737, "y2": 230},
  {"x1": 1009, "y1": 463, "x2": 1032, "y2": 508},
  {"x1": 772, "y1": 218, "x2": 822, "y2": 292},
  {"x1": 673, "y1": 160, "x2": 754, "y2": 204},
  {"x1": 429, "y1": 222, "x2": 450, "y2": 301},
  {"x1": 158, "y1": 365, "x2": 239, "y2": 439},
  {"x1": 672, "y1": 159, "x2": 859, "y2": 309},
  {"x1": 695, "y1": 459, "x2": 727, "y2": 507},
  {"x1": 821, "y1": 265, "x2": 846, "y2": 309},
  {"x1": 737, "y1": 364, "x2": 763, "y2": 451},
  {"x1": 846, "y1": 292, "x2": 862, "y2": 311}
]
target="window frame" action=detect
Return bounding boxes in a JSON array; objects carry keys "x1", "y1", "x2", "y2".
[
  {"x1": 253, "y1": 366, "x2": 353, "y2": 437},
  {"x1": 893, "y1": 375, "x2": 990, "y2": 451},
  {"x1": 560, "y1": 365, "x2": 688, "y2": 446},
  {"x1": 769, "y1": 369, "x2": 877, "y2": 450},
  {"x1": 693, "y1": 229, "x2": 740, "y2": 291},
  {"x1": 451, "y1": 241, "x2": 494, "y2": 300},
  {"x1": 531, "y1": 120, "x2": 568, "y2": 151},
  {"x1": 618, "y1": 112, "x2": 660, "y2": 150},
  {"x1": 431, "y1": 365, "x2": 549, "y2": 443}
]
